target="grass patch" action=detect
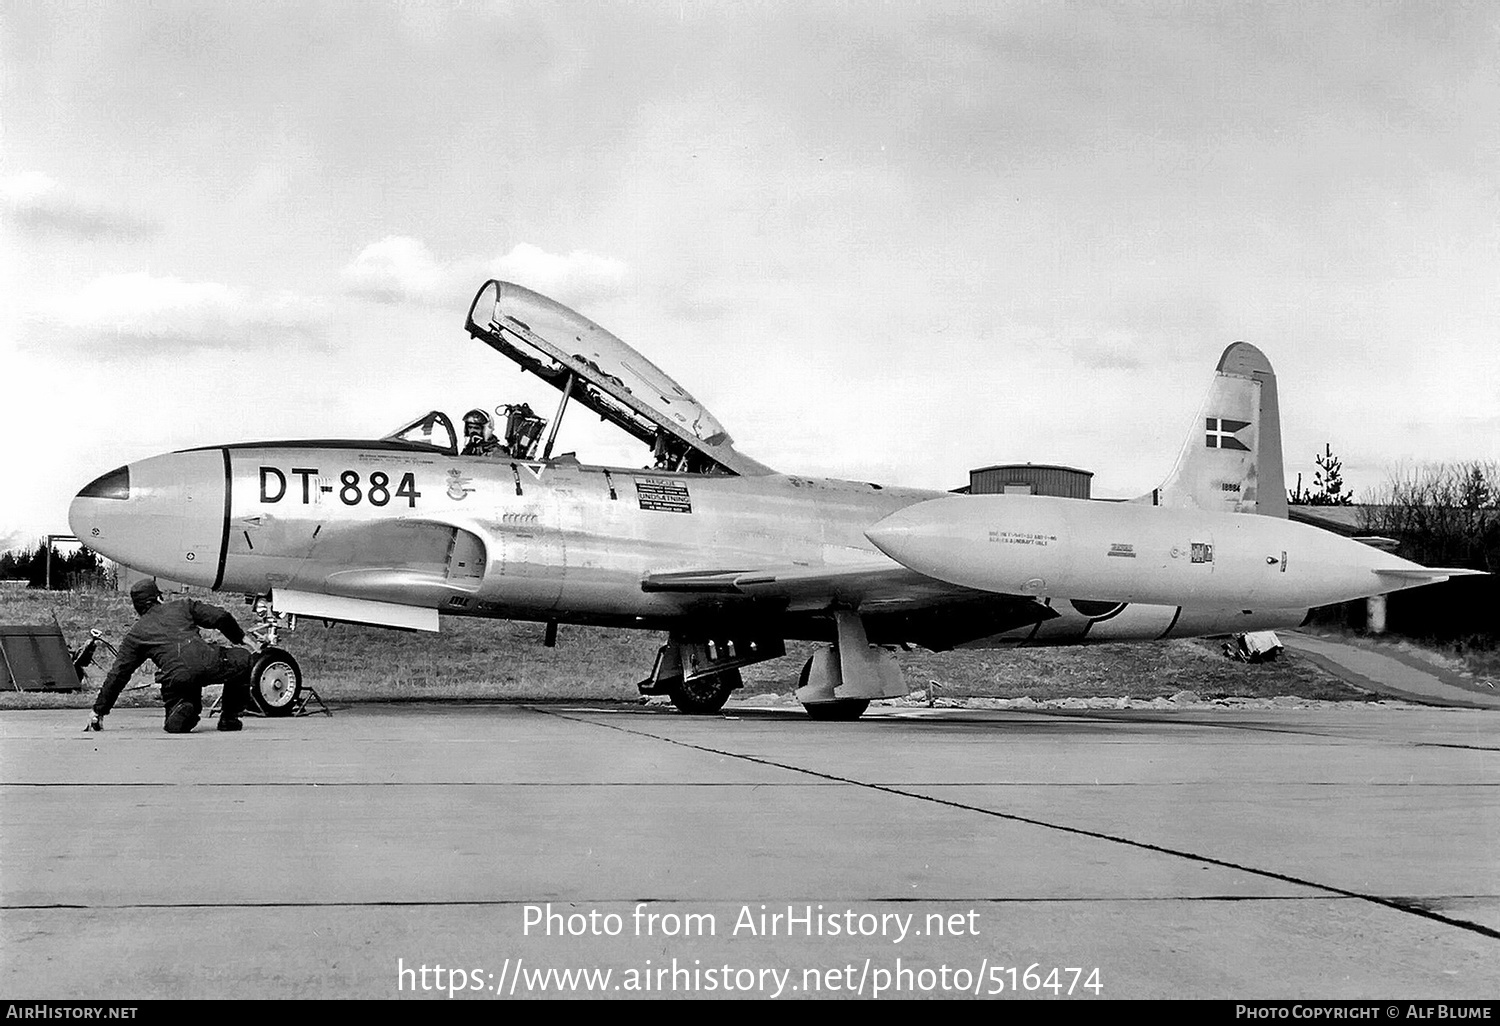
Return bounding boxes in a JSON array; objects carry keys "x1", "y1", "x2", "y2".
[{"x1": 1, "y1": 586, "x2": 1370, "y2": 708}]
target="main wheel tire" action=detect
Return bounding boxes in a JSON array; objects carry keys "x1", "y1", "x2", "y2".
[
  {"x1": 250, "y1": 647, "x2": 302, "y2": 717},
  {"x1": 668, "y1": 667, "x2": 740, "y2": 715},
  {"x1": 802, "y1": 698, "x2": 869, "y2": 721},
  {"x1": 797, "y1": 654, "x2": 869, "y2": 720}
]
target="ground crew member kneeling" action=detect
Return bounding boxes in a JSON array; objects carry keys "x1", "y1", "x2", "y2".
[{"x1": 85, "y1": 578, "x2": 258, "y2": 734}]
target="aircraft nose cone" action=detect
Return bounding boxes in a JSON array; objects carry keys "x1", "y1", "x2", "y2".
[
  {"x1": 69, "y1": 451, "x2": 228, "y2": 587},
  {"x1": 70, "y1": 465, "x2": 132, "y2": 546}
]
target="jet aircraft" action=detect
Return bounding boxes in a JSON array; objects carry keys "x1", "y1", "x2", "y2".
[{"x1": 69, "y1": 281, "x2": 1474, "y2": 718}]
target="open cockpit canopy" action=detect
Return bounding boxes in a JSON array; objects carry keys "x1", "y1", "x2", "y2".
[{"x1": 465, "y1": 280, "x2": 771, "y2": 476}]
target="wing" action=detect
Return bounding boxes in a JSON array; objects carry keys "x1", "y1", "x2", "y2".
[{"x1": 642, "y1": 560, "x2": 1056, "y2": 650}]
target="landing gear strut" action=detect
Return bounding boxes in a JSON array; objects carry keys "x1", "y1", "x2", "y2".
[{"x1": 246, "y1": 598, "x2": 303, "y2": 716}]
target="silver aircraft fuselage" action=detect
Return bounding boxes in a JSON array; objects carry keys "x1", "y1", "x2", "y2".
[{"x1": 70, "y1": 441, "x2": 1309, "y2": 645}]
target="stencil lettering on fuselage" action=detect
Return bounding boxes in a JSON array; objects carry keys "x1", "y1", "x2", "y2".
[{"x1": 634, "y1": 476, "x2": 692, "y2": 514}]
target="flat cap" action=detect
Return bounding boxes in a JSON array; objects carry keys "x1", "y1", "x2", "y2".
[{"x1": 129, "y1": 577, "x2": 162, "y2": 606}]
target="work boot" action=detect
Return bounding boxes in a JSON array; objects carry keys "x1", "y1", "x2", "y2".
[
  {"x1": 216, "y1": 715, "x2": 243, "y2": 732},
  {"x1": 164, "y1": 701, "x2": 200, "y2": 734}
]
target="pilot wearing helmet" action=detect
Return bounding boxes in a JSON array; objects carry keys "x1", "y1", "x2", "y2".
[{"x1": 461, "y1": 408, "x2": 505, "y2": 457}]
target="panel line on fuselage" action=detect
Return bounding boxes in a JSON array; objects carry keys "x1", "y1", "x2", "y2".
[{"x1": 212, "y1": 447, "x2": 231, "y2": 591}]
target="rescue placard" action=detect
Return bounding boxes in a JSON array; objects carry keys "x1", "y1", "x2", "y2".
[{"x1": 634, "y1": 476, "x2": 692, "y2": 514}]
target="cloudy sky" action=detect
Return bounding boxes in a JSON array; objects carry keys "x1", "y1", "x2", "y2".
[{"x1": 2, "y1": 1, "x2": 1496, "y2": 550}]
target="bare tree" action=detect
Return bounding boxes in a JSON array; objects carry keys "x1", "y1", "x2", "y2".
[{"x1": 1360, "y1": 461, "x2": 1500, "y2": 572}]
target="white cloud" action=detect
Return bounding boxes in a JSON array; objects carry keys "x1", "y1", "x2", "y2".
[
  {"x1": 19, "y1": 272, "x2": 331, "y2": 355},
  {"x1": 341, "y1": 237, "x2": 627, "y2": 307},
  {"x1": 0, "y1": 172, "x2": 158, "y2": 239},
  {"x1": 486, "y1": 243, "x2": 627, "y2": 305},
  {"x1": 1, "y1": 172, "x2": 58, "y2": 205},
  {"x1": 339, "y1": 236, "x2": 449, "y2": 304}
]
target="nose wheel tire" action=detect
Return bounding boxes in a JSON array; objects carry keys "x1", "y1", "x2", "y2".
[
  {"x1": 250, "y1": 647, "x2": 302, "y2": 717},
  {"x1": 668, "y1": 668, "x2": 740, "y2": 714}
]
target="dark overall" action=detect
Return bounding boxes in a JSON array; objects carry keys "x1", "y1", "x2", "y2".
[
  {"x1": 158, "y1": 642, "x2": 254, "y2": 732},
  {"x1": 95, "y1": 599, "x2": 253, "y2": 733}
]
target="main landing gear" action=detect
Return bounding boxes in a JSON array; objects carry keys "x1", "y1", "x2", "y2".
[
  {"x1": 667, "y1": 668, "x2": 741, "y2": 715},
  {"x1": 791, "y1": 611, "x2": 909, "y2": 721},
  {"x1": 638, "y1": 634, "x2": 784, "y2": 714},
  {"x1": 795, "y1": 654, "x2": 869, "y2": 721},
  {"x1": 638, "y1": 613, "x2": 912, "y2": 720}
]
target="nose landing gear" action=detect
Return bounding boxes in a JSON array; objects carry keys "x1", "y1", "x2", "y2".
[{"x1": 243, "y1": 597, "x2": 323, "y2": 717}]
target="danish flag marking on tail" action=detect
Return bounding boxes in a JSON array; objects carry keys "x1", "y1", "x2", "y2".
[{"x1": 1205, "y1": 417, "x2": 1251, "y2": 451}]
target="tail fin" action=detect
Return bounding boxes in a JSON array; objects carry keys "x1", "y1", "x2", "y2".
[{"x1": 1137, "y1": 341, "x2": 1287, "y2": 518}]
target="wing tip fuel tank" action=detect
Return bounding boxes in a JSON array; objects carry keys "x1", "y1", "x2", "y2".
[{"x1": 867, "y1": 494, "x2": 1468, "y2": 610}]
